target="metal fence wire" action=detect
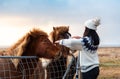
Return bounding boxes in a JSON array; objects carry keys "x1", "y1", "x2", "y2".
[
  {"x1": 0, "y1": 56, "x2": 46, "y2": 79},
  {"x1": 0, "y1": 56, "x2": 79, "y2": 79},
  {"x1": 0, "y1": 55, "x2": 120, "y2": 79}
]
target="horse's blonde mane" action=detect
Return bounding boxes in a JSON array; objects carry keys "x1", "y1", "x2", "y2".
[
  {"x1": 53, "y1": 26, "x2": 69, "y2": 34},
  {"x1": 49, "y1": 26, "x2": 69, "y2": 43},
  {"x1": 8, "y1": 28, "x2": 48, "y2": 56}
]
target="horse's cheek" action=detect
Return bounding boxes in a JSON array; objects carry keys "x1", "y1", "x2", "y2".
[{"x1": 36, "y1": 46, "x2": 45, "y2": 57}]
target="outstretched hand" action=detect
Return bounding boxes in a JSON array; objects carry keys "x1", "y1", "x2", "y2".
[
  {"x1": 72, "y1": 36, "x2": 81, "y2": 39},
  {"x1": 55, "y1": 40, "x2": 60, "y2": 44}
]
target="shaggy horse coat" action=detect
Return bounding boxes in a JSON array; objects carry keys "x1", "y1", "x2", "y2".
[
  {"x1": 46, "y1": 26, "x2": 75, "y2": 79},
  {"x1": 0, "y1": 28, "x2": 60, "y2": 79}
]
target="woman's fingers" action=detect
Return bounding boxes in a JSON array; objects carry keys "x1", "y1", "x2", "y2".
[
  {"x1": 55, "y1": 40, "x2": 60, "y2": 43},
  {"x1": 72, "y1": 36, "x2": 81, "y2": 39}
]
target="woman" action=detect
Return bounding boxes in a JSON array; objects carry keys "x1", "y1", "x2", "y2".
[{"x1": 56, "y1": 17, "x2": 101, "y2": 79}]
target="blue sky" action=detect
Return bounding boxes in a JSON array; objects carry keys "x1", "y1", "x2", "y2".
[{"x1": 0, "y1": 0, "x2": 120, "y2": 47}]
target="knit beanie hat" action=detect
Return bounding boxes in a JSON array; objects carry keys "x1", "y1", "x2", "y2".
[{"x1": 84, "y1": 17, "x2": 101, "y2": 30}]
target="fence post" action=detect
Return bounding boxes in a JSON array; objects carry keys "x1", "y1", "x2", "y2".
[
  {"x1": 76, "y1": 51, "x2": 82, "y2": 79},
  {"x1": 62, "y1": 55, "x2": 75, "y2": 79}
]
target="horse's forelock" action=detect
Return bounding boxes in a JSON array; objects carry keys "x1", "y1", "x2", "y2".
[
  {"x1": 51, "y1": 26, "x2": 71, "y2": 54},
  {"x1": 55, "y1": 26, "x2": 69, "y2": 33},
  {"x1": 18, "y1": 28, "x2": 48, "y2": 54},
  {"x1": 29, "y1": 28, "x2": 48, "y2": 38},
  {"x1": 50, "y1": 26, "x2": 70, "y2": 42},
  {"x1": 49, "y1": 26, "x2": 71, "y2": 57},
  {"x1": 9, "y1": 28, "x2": 48, "y2": 56}
]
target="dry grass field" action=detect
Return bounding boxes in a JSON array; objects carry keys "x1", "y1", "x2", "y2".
[
  {"x1": 0, "y1": 47, "x2": 120, "y2": 79},
  {"x1": 98, "y1": 47, "x2": 120, "y2": 79}
]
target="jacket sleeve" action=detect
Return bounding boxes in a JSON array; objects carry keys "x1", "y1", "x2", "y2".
[{"x1": 59, "y1": 38, "x2": 84, "y2": 50}]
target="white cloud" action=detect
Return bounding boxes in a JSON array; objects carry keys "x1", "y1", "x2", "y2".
[{"x1": 0, "y1": 0, "x2": 120, "y2": 47}]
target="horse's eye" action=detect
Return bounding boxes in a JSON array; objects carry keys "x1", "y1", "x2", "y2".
[
  {"x1": 43, "y1": 40, "x2": 47, "y2": 42},
  {"x1": 43, "y1": 39, "x2": 49, "y2": 43}
]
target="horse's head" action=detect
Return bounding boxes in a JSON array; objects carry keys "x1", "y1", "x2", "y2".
[
  {"x1": 10, "y1": 28, "x2": 60, "y2": 59},
  {"x1": 49, "y1": 26, "x2": 71, "y2": 57},
  {"x1": 50, "y1": 26, "x2": 71, "y2": 43}
]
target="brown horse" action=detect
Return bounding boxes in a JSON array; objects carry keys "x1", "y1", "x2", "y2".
[
  {"x1": 46, "y1": 26, "x2": 75, "y2": 79},
  {"x1": 0, "y1": 28, "x2": 60, "y2": 79}
]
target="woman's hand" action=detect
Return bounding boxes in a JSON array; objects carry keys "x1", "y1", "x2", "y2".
[
  {"x1": 55, "y1": 40, "x2": 60, "y2": 43},
  {"x1": 72, "y1": 36, "x2": 81, "y2": 39}
]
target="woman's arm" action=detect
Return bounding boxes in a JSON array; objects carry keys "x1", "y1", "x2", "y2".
[{"x1": 55, "y1": 38, "x2": 83, "y2": 50}]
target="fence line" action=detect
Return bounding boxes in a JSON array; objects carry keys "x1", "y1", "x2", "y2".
[
  {"x1": 0, "y1": 56, "x2": 120, "y2": 79},
  {"x1": 0, "y1": 56, "x2": 37, "y2": 59}
]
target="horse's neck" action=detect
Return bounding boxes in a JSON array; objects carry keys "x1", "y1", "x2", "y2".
[
  {"x1": 21, "y1": 51, "x2": 34, "y2": 56},
  {"x1": 18, "y1": 51, "x2": 39, "y2": 68}
]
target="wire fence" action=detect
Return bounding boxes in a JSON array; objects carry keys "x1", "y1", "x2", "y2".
[
  {"x1": 0, "y1": 56, "x2": 42, "y2": 79},
  {"x1": 0, "y1": 55, "x2": 120, "y2": 79},
  {"x1": 0, "y1": 56, "x2": 77, "y2": 79}
]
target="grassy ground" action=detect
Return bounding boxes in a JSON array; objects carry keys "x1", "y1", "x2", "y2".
[{"x1": 98, "y1": 47, "x2": 120, "y2": 79}]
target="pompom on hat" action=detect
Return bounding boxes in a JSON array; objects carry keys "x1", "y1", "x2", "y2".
[{"x1": 84, "y1": 17, "x2": 101, "y2": 30}]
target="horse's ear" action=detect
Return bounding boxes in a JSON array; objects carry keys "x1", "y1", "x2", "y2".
[
  {"x1": 67, "y1": 26, "x2": 69, "y2": 29},
  {"x1": 53, "y1": 27, "x2": 56, "y2": 30},
  {"x1": 67, "y1": 26, "x2": 69, "y2": 31}
]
